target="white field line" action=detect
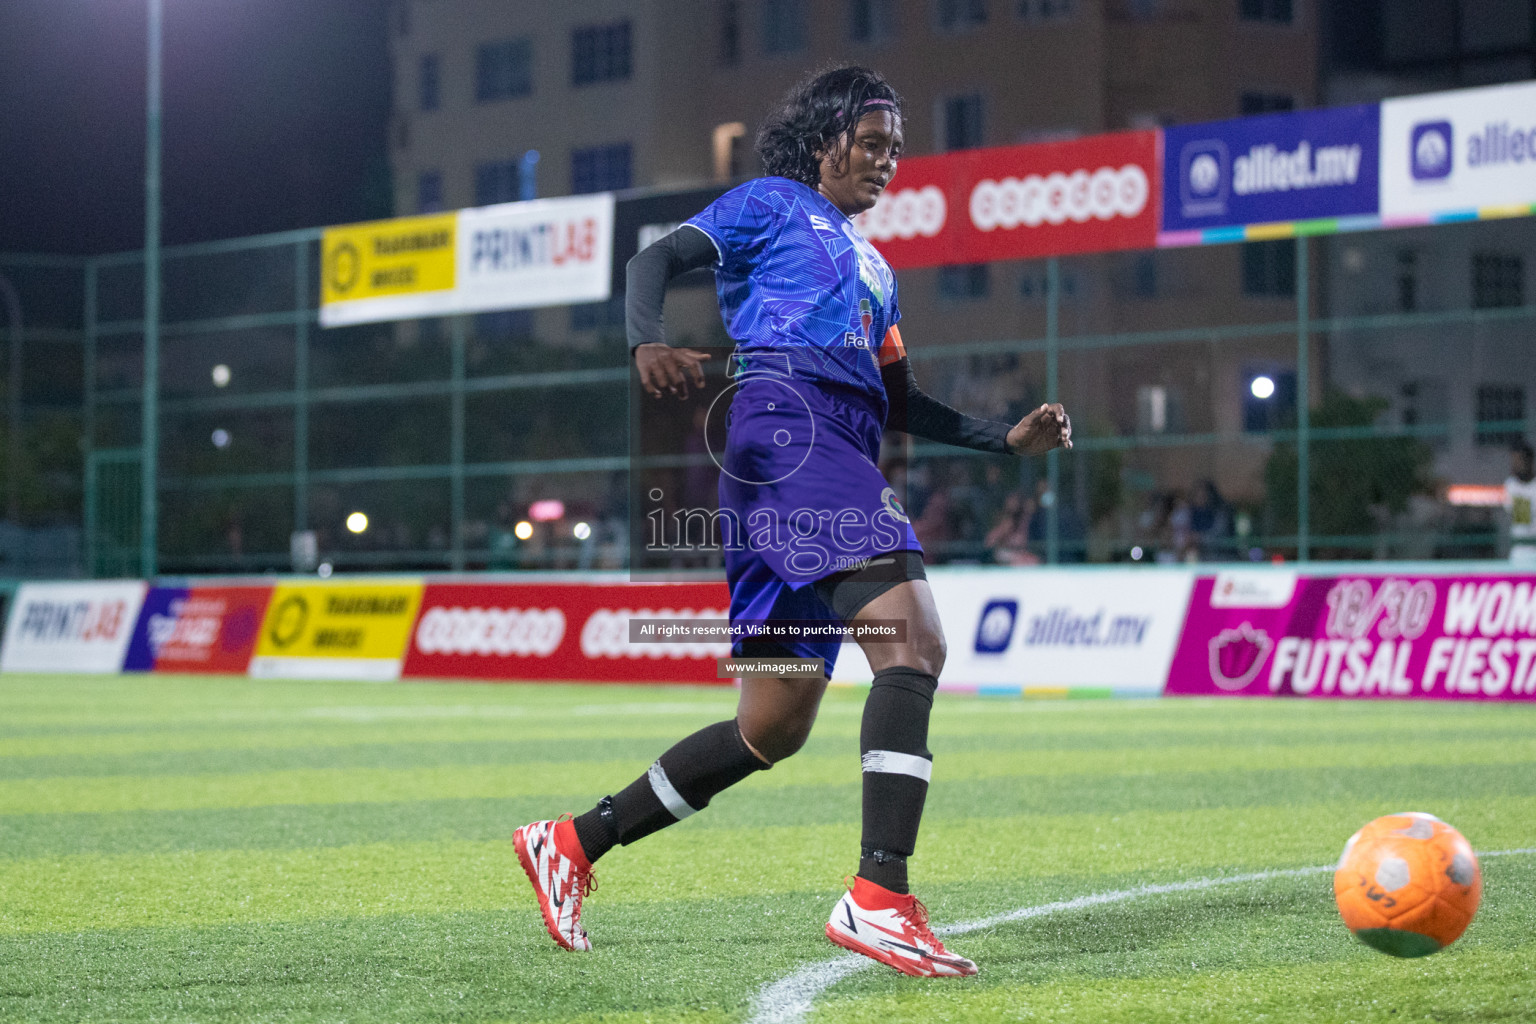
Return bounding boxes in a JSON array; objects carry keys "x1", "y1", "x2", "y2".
[{"x1": 745, "y1": 848, "x2": 1536, "y2": 1024}]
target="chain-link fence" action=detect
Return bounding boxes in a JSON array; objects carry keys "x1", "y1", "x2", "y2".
[{"x1": 3, "y1": 212, "x2": 1533, "y2": 578}]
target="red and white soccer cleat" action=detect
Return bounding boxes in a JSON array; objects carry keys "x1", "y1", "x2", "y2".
[
  {"x1": 513, "y1": 816, "x2": 596, "y2": 951},
  {"x1": 825, "y1": 875, "x2": 978, "y2": 977}
]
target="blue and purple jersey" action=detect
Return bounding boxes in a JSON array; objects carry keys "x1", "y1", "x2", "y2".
[{"x1": 685, "y1": 177, "x2": 905, "y2": 400}]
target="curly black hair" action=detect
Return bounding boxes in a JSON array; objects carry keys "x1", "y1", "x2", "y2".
[{"x1": 755, "y1": 66, "x2": 903, "y2": 187}]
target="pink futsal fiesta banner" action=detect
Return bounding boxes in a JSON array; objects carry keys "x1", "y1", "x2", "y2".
[{"x1": 1166, "y1": 571, "x2": 1536, "y2": 701}]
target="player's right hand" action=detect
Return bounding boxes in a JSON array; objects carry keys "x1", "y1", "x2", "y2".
[{"x1": 635, "y1": 343, "x2": 710, "y2": 400}]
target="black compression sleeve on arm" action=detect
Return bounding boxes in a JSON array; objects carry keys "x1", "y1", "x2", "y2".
[
  {"x1": 625, "y1": 226, "x2": 719, "y2": 354},
  {"x1": 881, "y1": 356, "x2": 1013, "y2": 454}
]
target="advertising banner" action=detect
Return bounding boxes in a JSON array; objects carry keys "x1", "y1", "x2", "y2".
[
  {"x1": 852, "y1": 131, "x2": 1160, "y2": 268},
  {"x1": 319, "y1": 213, "x2": 457, "y2": 326},
  {"x1": 249, "y1": 580, "x2": 424, "y2": 680},
  {"x1": 1168, "y1": 570, "x2": 1536, "y2": 701},
  {"x1": 611, "y1": 187, "x2": 726, "y2": 295},
  {"x1": 319, "y1": 194, "x2": 614, "y2": 327},
  {"x1": 455, "y1": 193, "x2": 615, "y2": 314},
  {"x1": 0, "y1": 581, "x2": 147, "y2": 674},
  {"x1": 1161, "y1": 105, "x2": 1379, "y2": 234},
  {"x1": 123, "y1": 585, "x2": 273, "y2": 674},
  {"x1": 831, "y1": 567, "x2": 1194, "y2": 693},
  {"x1": 1381, "y1": 80, "x2": 1536, "y2": 221},
  {"x1": 402, "y1": 580, "x2": 731, "y2": 684}
]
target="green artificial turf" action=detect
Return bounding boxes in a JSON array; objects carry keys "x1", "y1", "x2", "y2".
[{"x1": 0, "y1": 674, "x2": 1532, "y2": 1023}]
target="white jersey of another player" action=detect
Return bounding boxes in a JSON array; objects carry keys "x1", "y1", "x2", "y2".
[{"x1": 1504, "y1": 473, "x2": 1536, "y2": 565}]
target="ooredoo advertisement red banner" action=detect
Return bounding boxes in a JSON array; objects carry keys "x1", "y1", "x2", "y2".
[
  {"x1": 852, "y1": 131, "x2": 1161, "y2": 268},
  {"x1": 1167, "y1": 570, "x2": 1536, "y2": 701},
  {"x1": 402, "y1": 581, "x2": 732, "y2": 684}
]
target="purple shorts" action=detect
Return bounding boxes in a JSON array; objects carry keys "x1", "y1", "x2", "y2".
[{"x1": 718, "y1": 371, "x2": 920, "y2": 668}]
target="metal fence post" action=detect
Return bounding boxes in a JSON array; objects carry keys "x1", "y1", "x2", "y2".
[
  {"x1": 1046, "y1": 257, "x2": 1061, "y2": 565},
  {"x1": 140, "y1": 0, "x2": 163, "y2": 579},
  {"x1": 294, "y1": 240, "x2": 310, "y2": 536},
  {"x1": 1296, "y1": 238, "x2": 1310, "y2": 562},
  {"x1": 0, "y1": 272, "x2": 22, "y2": 525},
  {"x1": 450, "y1": 315, "x2": 466, "y2": 571},
  {"x1": 84, "y1": 261, "x2": 98, "y2": 577}
]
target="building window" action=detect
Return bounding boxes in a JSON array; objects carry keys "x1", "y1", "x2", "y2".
[
  {"x1": 573, "y1": 21, "x2": 632, "y2": 86},
  {"x1": 938, "y1": 264, "x2": 990, "y2": 299},
  {"x1": 942, "y1": 93, "x2": 985, "y2": 151},
  {"x1": 572, "y1": 143, "x2": 632, "y2": 194},
  {"x1": 474, "y1": 160, "x2": 522, "y2": 207},
  {"x1": 475, "y1": 310, "x2": 535, "y2": 342},
  {"x1": 419, "y1": 54, "x2": 441, "y2": 112},
  {"x1": 571, "y1": 297, "x2": 627, "y2": 332},
  {"x1": 1400, "y1": 379, "x2": 1449, "y2": 447},
  {"x1": 1133, "y1": 252, "x2": 1158, "y2": 298},
  {"x1": 850, "y1": 0, "x2": 898, "y2": 41},
  {"x1": 1240, "y1": 91, "x2": 1294, "y2": 115},
  {"x1": 1473, "y1": 253, "x2": 1524, "y2": 309},
  {"x1": 1239, "y1": 0, "x2": 1293, "y2": 24},
  {"x1": 1395, "y1": 249, "x2": 1418, "y2": 312},
  {"x1": 1476, "y1": 385, "x2": 1526, "y2": 447},
  {"x1": 476, "y1": 38, "x2": 533, "y2": 102},
  {"x1": 713, "y1": 122, "x2": 747, "y2": 182},
  {"x1": 1019, "y1": 0, "x2": 1074, "y2": 18},
  {"x1": 937, "y1": 0, "x2": 988, "y2": 30},
  {"x1": 720, "y1": 0, "x2": 742, "y2": 63},
  {"x1": 417, "y1": 170, "x2": 444, "y2": 213},
  {"x1": 1242, "y1": 239, "x2": 1296, "y2": 297},
  {"x1": 763, "y1": 0, "x2": 807, "y2": 53}
]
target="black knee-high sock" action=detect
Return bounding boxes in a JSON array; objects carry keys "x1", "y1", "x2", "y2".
[
  {"x1": 571, "y1": 719, "x2": 767, "y2": 863},
  {"x1": 858, "y1": 666, "x2": 937, "y2": 894}
]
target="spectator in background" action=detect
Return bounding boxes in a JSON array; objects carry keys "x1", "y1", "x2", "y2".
[
  {"x1": 984, "y1": 490, "x2": 1039, "y2": 566},
  {"x1": 1189, "y1": 479, "x2": 1234, "y2": 561},
  {"x1": 1024, "y1": 477, "x2": 1088, "y2": 562},
  {"x1": 1504, "y1": 440, "x2": 1536, "y2": 566}
]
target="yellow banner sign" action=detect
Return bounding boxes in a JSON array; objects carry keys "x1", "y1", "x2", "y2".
[
  {"x1": 321, "y1": 213, "x2": 456, "y2": 308},
  {"x1": 251, "y1": 581, "x2": 424, "y2": 679}
]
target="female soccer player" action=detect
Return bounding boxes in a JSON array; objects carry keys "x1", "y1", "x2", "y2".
[{"x1": 515, "y1": 66, "x2": 1071, "y2": 977}]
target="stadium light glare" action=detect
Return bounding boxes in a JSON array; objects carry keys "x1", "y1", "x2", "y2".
[
  {"x1": 210, "y1": 428, "x2": 230, "y2": 449},
  {"x1": 211, "y1": 364, "x2": 231, "y2": 387},
  {"x1": 317, "y1": 561, "x2": 333, "y2": 578},
  {"x1": 1250, "y1": 375, "x2": 1276, "y2": 400},
  {"x1": 514, "y1": 520, "x2": 534, "y2": 541},
  {"x1": 573, "y1": 521, "x2": 592, "y2": 540},
  {"x1": 346, "y1": 512, "x2": 369, "y2": 534},
  {"x1": 1130, "y1": 545, "x2": 1144, "y2": 561}
]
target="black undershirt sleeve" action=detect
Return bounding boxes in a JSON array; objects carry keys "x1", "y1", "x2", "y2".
[
  {"x1": 625, "y1": 226, "x2": 719, "y2": 354},
  {"x1": 881, "y1": 356, "x2": 1013, "y2": 455}
]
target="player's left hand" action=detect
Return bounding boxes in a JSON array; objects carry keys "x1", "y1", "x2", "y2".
[{"x1": 1006, "y1": 403, "x2": 1072, "y2": 455}]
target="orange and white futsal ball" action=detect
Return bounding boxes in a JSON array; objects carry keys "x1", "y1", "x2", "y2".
[{"x1": 1333, "y1": 812, "x2": 1481, "y2": 957}]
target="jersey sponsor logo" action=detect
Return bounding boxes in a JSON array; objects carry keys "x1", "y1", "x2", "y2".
[
  {"x1": 970, "y1": 165, "x2": 1149, "y2": 230},
  {"x1": 880, "y1": 486, "x2": 910, "y2": 524}
]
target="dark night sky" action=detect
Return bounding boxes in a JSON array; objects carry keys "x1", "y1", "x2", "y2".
[{"x1": 0, "y1": 0, "x2": 393, "y2": 256}]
